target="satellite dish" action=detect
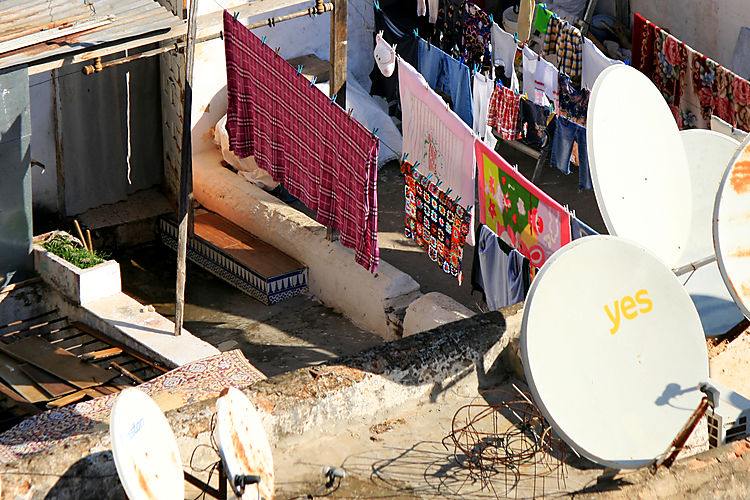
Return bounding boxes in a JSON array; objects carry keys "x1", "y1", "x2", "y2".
[
  {"x1": 587, "y1": 65, "x2": 692, "y2": 268},
  {"x1": 713, "y1": 135, "x2": 750, "y2": 320},
  {"x1": 215, "y1": 387, "x2": 275, "y2": 500},
  {"x1": 522, "y1": 236, "x2": 709, "y2": 469},
  {"x1": 110, "y1": 388, "x2": 184, "y2": 500},
  {"x1": 677, "y1": 129, "x2": 744, "y2": 336}
]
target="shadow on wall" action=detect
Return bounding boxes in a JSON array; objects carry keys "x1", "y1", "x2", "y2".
[{"x1": 43, "y1": 451, "x2": 121, "y2": 500}]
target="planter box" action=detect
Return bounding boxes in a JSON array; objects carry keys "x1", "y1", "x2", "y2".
[{"x1": 33, "y1": 245, "x2": 121, "y2": 305}]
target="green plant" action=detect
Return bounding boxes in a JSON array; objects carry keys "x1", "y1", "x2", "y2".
[{"x1": 42, "y1": 234, "x2": 108, "y2": 269}]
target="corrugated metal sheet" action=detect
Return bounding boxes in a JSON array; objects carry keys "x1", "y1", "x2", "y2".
[{"x1": 0, "y1": 0, "x2": 184, "y2": 71}]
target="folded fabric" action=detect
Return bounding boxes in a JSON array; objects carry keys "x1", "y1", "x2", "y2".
[
  {"x1": 418, "y1": 38, "x2": 474, "y2": 127},
  {"x1": 550, "y1": 116, "x2": 592, "y2": 190},
  {"x1": 491, "y1": 22, "x2": 519, "y2": 79},
  {"x1": 399, "y1": 57, "x2": 477, "y2": 245},
  {"x1": 404, "y1": 164, "x2": 472, "y2": 284},
  {"x1": 224, "y1": 11, "x2": 380, "y2": 272},
  {"x1": 581, "y1": 38, "x2": 624, "y2": 90},
  {"x1": 487, "y1": 85, "x2": 522, "y2": 141},
  {"x1": 534, "y1": 56, "x2": 559, "y2": 108},
  {"x1": 472, "y1": 72, "x2": 499, "y2": 149},
  {"x1": 543, "y1": 16, "x2": 583, "y2": 83},
  {"x1": 213, "y1": 114, "x2": 279, "y2": 191}
]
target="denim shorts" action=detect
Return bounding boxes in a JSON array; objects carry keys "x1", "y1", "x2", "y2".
[{"x1": 550, "y1": 116, "x2": 593, "y2": 190}]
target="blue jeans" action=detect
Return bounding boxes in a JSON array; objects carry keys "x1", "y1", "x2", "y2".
[
  {"x1": 551, "y1": 116, "x2": 593, "y2": 190},
  {"x1": 417, "y1": 39, "x2": 474, "y2": 127}
]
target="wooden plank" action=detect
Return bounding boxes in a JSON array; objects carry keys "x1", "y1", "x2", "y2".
[
  {"x1": 0, "y1": 353, "x2": 50, "y2": 403},
  {"x1": 286, "y1": 54, "x2": 330, "y2": 83},
  {"x1": 80, "y1": 347, "x2": 123, "y2": 362},
  {"x1": 0, "y1": 337, "x2": 116, "y2": 389},
  {"x1": 47, "y1": 390, "x2": 90, "y2": 408},
  {"x1": 19, "y1": 364, "x2": 77, "y2": 398},
  {"x1": 0, "y1": 381, "x2": 41, "y2": 416},
  {"x1": 193, "y1": 212, "x2": 304, "y2": 277},
  {"x1": 72, "y1": 322, "x2": 170, "y2": 373},
  {"x1": 0, "y1": 17, "x2": 114, "y2": 56}
]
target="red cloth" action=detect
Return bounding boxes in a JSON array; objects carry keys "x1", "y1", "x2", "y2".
[
  {"x1": 223, "y1": 11, "x2": 380, "y2": 272},
  {"x1": 487, "y1": 86, "x2": 522, "y2": 140},
  {"x1": 631, "y1": 13, "x2": 656, "y2": 79}
]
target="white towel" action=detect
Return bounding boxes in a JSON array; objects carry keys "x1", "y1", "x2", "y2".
[
  {"x1": 472, "y1": 73, "x2": 498, "y2": 149},
  {"x1": 491, "y1": 22, "x2": 518, "y2": 79},
  {"x1": 534, "y1": 55, "x2": 559, "y2": 108}
]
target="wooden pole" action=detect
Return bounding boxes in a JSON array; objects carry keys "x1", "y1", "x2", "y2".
[
  {"x1": 174, "y1": 0, "x2": 200, "y2": 336},
  {"x1": 327, "y1": 0, "x2": 347, "y2": 242}
]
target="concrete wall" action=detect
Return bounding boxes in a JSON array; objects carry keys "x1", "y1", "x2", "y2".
[
  {"x1": 28, "y1": 72, "x2": 57, "y2": 214},
  {"x1": 628, "y1": 0, "x2": 750, "y2": 70}
]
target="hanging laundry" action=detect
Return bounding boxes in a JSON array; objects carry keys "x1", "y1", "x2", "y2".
[
  {"x1": 491, "y1": 22, "x2": 519, "y2": 79},
  {"x1": 558, "y1": 72, "x2": 589, "y2": 123},
  {"x1": 417, "y1": 0, "x2": 426, "y2": 17},
  {"x1": 715, "y1": 64, "x2": 738, "y2": 127},
  {"x1": 462, "y1": 2, "x2": 493, "y2": 70},
  {"x1": 631, "y1": 13, "x2": 656, "y2": 79},
  {"x1": 471, "y1": 224, "x2": 530, "y2": 310},
  {"x1": 435, "y1": 0, "x2": 465, "y2": 58},
  {"x1": 711, "y1": 115, "x2": 749, "y2": 140},
  {"x1": 733, "y1": 74, "x2": 750, "y2": 131},
  {"x1": 370, "y1": 8, "x2": 420, "y2": 118},
  {"x1": 487, "y1": 85, "x2": 522, "y2": 141},
  {"x1": 570, "y1": 216, "x2": 598, "y2": 239},
  {"x1": 581, "y1": 38, "x2": 624, "y2": 90},
  {"x1": 543, "y1": 16, "x2": 583, "y2": 83},
  {"x1": 518, "y1": 98, "x2": 551, "y2": 149},
  {"x1": 472, "y1": 72, "x2": 498, "y2": 149},
  {"x1": 404, "y1": 163, "x2": 472, "y2": 284},
  {"x1": 374, "y1": 32, "x2": 397, "y2": 77},
  {"x1": 533, "y1": 3, "x2": 554, "y2": 34},
  {"x1": 653, "y1": 29, "x2": 687, "y2": 126},
  {"x1": 475, "y1": 140, "x2": 572, "y2": 268},
  {"x1": 550, "y1": 116, "x2": 592, "y2": 190},
  {"x1": 223, "y1": 11, "x2": 380, "y2": 272},
  {"x1": 418, "y1": 39, "x2": 474, "y2": 127},
  {"x1": 398, "y1": 57, "x2": 477, "y2": 245},
  {"x1": 517, "y1": 0, "x2": 535, "y2": 43},
  {"x1": 522, "y1": 46, "x2": 540, "y2": 100},
  {"x1": 534, "y1": 55, "x2": 559, "y2": 108},
  {"x1": 428, "y1": 0, "x2": 439, "y2": 24}
]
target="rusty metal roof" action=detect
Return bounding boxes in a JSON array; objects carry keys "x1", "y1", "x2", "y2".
[{"x1": 0, "y1": 0, "x2": 184, "y2": 71}]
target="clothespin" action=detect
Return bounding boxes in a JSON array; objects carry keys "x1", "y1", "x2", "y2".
[
  {"x1": 401, "y1": 153, "x2": 409, "y2": 164},
  {"x1": 489, "y1": 14, "x2": 494, "y2": 23},
  {"x1": 436, "y1": 179, "x2": 442, "y2": 187},
  {"x1": 472, "y1": 63, "x2": 480, "y2": 75},
  {"x1": 347, "y1": 108, "x2": 353, "y2": 119},
  {"x1": 233, "y1": 11, "x2": 239, "y2": 21},
  {"x1": 625, "y1": 58, "x2": 631, "y2": 66},
  {"x1": 296, "y1": 65, "x2": 303, "y2": 76},
  {"x1": 330, "y1": 94, "x2": 337, "y2": 104},
  {"x1": 413, "y1": 28, "x2": 419, "y2": 38},
  {"x1": 513, "y1": 32, "x2": 518, "y2": 43},
  {"x1": 261, "y1": 35, "x2": 267, "y2": 46},
  {"x1": 413, "y1": 161, "x2": 420, "y2": 169},
  {"x1": 445, "y1": 188, "x2": 452, "y2": 196},
  {"x1": 373, "y1": 0, "x2": 380, "y2": 10},
  {"x1": 371, "y1": 127, "x2": 379, "y2": 139},
  {"x1": 455, "y1": 196, "x2": 462, "y2": 203},
  {"x1": 458, "y1": 56, "x2": 466, "y2": 66},
  {"x1": 310, "y1": 76, "x2": 317, "y2": 87},
  {"x1": 274, "y1": 47, "x2": 281, "y2": 57}
]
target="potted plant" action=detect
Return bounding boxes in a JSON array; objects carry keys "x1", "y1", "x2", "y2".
[{"x1": 33, "y1": 229, "x2": 121, "y2": 305}]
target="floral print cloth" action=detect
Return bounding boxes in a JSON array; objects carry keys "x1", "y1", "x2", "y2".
[
  {"x1": 558, "y1": 72, "x2": 590, "y2": 124},
  {"x1": 403, "y1": 162, "x2": 472, "y2": 284},
  {"x1": 631, "y1": 13, "x2": 656, "y2": 79},
  {"x1": 462, "y1": 1, "x2": 493, "y2": 70},
  {"x1": 653, "y1": 29, "x2": 687, "y2": 126}
]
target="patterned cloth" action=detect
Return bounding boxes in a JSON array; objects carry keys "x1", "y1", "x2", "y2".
[
  {"x1": 653, "y1": 29, "x2": 687, "y2": 126},
  {"x1": 462, "y1": 2, "x2": 493, "y2": 70},
  {"x1": 0, "y1": 350, "x2": 265, "y2": 464},
  {"x1": 404, "y1": 163, "x2": 471, "y2": 284},
  {"x1": 487, "y1": 85, "x2": 522, "y2": 140},
  {"x1": 631, "y1": 13, "x2": 656, "y2": 79},
  {"x1": 558, "y1": 72, "x2": 590, "y2": 124},
  {"x1": 435, "y1": 0, "x2": 465, "y2": 58},
  {"x1": 224, "y1": 11, "x2": 380, "y2": 272},
  {"x1": 543, "y1": 16, "x2": 583, "y2": 83}
]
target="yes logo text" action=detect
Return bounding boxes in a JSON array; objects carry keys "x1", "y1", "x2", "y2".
[{"x1": 603, "y1": 289, "x2": 653, "y2": 335}]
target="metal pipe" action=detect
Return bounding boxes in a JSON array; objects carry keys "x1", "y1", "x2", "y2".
[
  {"x1": 82, "y1": 2, "x2": 335, "y2": 75},
  {"x1": 672, "y1": 255, "x2": 717, "y2": 277}
]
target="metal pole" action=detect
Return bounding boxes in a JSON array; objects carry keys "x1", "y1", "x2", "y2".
[{"x1": 174, "y1": 0, "x2": 200, "y2": 336}]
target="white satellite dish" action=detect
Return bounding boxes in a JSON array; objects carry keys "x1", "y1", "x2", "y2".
[
  {"x1": 522, "y1": 236, "x2": 709, "y2": 469},
  {"x1": 587, "y1": 65, "x2": 692, "y2": 268},
  {"x1": 215, "y1": 387, "x2": 275, "y2": 500},
  {"x1": 676, "y1": 129, "x2": 744, "y2": 336},
  {"x1": 713, "y1": 135, "x2": 750, "y2": 320},
  {"x1": 110, "y1": 388, "x2": 184, "y2": 500}
]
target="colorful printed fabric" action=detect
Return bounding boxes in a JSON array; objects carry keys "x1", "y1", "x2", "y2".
[
  {"x1": 404, "y1": 163, "x2": 471, "y2": 284},
  {"x1": 224, "y1": 11, "x2": 380, "y2": 272},
  {"x1": 543, "y1": 16, "x2": 583, "y2": 83},
  {"x1": 0, "y1": 350, "x2": 265, "y2": 464},
  {"x1": 462, "y1": 2, "x2": 493, "y2": 70},
  {"x1": 631, "y1": 13, "x2": 656, "y2": 79},
  {"x1": 487, "y1": 85, "x2": 522, "y2": 140},
  {"x1": 435, "y1": 0, "x2": 465, "y2": 58},
  {"x1": 653, "y1": 29, "x2": 687, "y2": 126},
  {"x1": 558, "y1": 72, "x2": 590, "y2": 124},
  {"x1": 398, "y1": 57, "x2": 477, "y2": 245},
  {"x1": 476, "y1": 140, "x2": 571, "y2": 267}
]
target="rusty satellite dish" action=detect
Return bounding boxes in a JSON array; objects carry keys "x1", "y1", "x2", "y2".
[
  {"x1": 713, "y1": 134, "x2": 750, "y2": 320},
  {"x1": 215, "y1": 387, "x2": 275, "y2": 500},
  {"x1": 521, "y1": 236, "x2": 709, "y2": 469},
  {"x1": 110, "y1": 388, "x2": 184, "y2": 500}
]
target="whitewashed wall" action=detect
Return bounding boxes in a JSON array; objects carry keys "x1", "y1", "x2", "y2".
[{"x1": 29, "y1": 72, "x2": 57, "y2": 213}]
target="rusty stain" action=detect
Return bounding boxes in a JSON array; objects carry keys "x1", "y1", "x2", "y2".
[
  {"x1": 742, "y1": 283, "x2": 750, "y2": 297},
  {"x1": 229, "y1": 412, "x2": 252, "y2": 472},
  {"x1": 135, "y1": 463, "x2": 155, "y2": 499},
  {"x1": 730, "y1": 160, "x2": 750, "y2": 194},
  {"x1": 731, "y1": 248, "x2": 750, "y2": 258}
]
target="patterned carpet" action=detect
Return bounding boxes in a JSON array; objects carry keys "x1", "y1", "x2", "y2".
[{"x1": 0, "y1": 349, "x2": 266, "y2": 463}]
